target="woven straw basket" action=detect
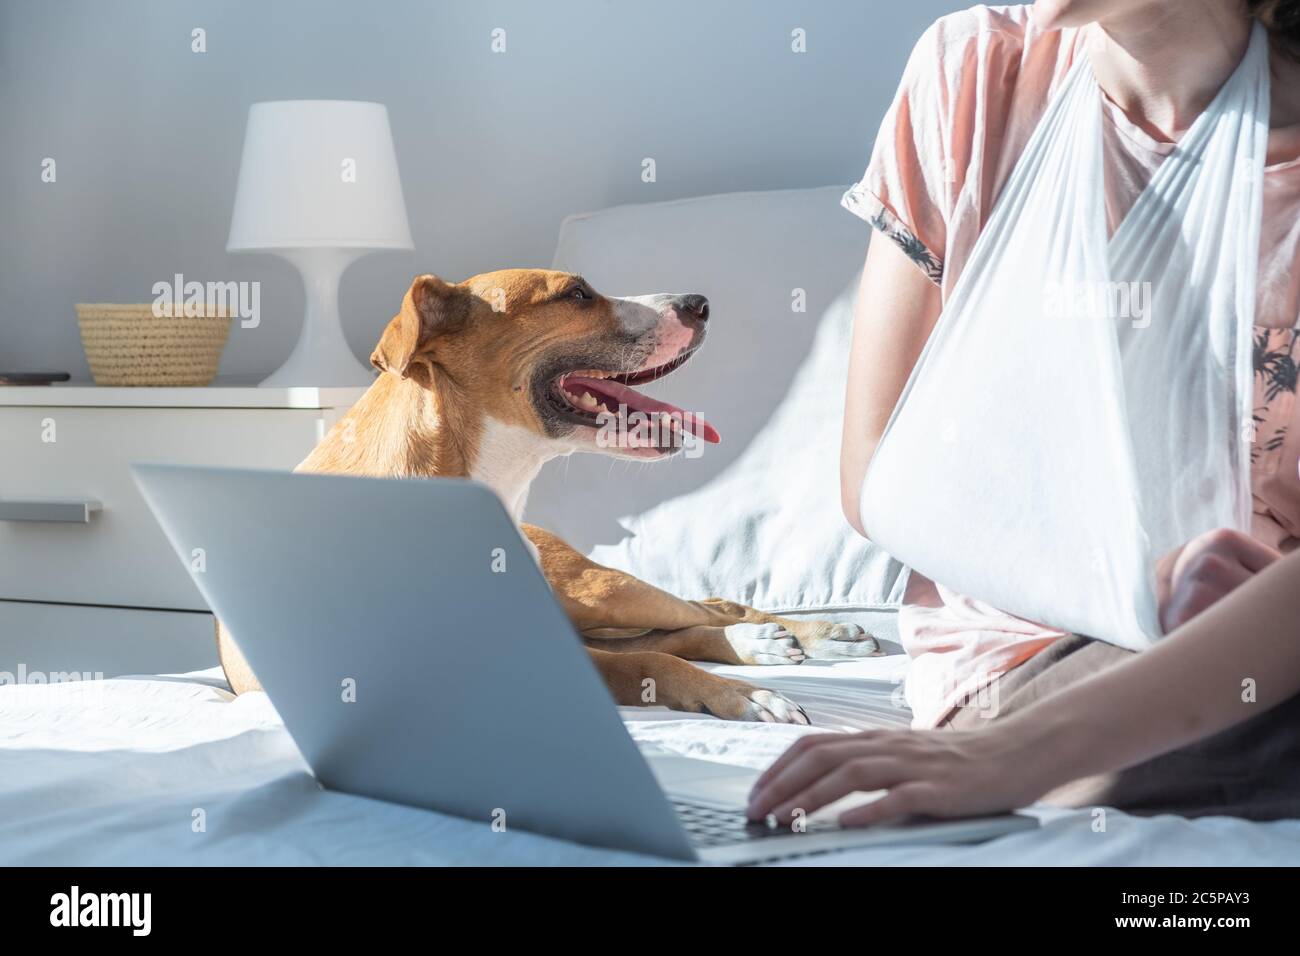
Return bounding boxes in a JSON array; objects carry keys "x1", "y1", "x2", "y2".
[{"x1": 76, "y1": 303, "x2": 231, "y2": 386}]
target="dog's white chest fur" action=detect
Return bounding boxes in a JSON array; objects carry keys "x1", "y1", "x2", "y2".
[{"x1": 470, "y1": 417, "x2": 554, "y2": 524}]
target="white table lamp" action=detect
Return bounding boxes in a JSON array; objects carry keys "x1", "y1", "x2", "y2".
[{"x1": 227, "y1": 100, "x2": 414, "y2": 386}]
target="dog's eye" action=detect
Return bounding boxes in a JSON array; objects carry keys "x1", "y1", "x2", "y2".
[{"x1": 570, "y1": 286, "x2": 592, "y2": 300}]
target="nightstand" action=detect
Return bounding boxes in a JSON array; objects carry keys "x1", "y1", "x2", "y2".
[{"x1": 0, "y1": 384, "x2": 366, "y2": 677}]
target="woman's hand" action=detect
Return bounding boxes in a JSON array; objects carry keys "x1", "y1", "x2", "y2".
[
  {"x1": 749, "y1": 550, "x2": 1300, "y2": 830},
  {"x1": 1156, "y1": 528, "x2": 1281, "y2": 634},
  {"x1": 746, "y1": 723, "x2": 1057, "y2": 827}
]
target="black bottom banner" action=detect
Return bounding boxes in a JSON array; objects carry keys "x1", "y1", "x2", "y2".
[{"x1": 0, "y1": 865, "x2": 1288, "y2": 940}]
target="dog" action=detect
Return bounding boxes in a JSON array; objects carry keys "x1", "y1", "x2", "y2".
[{"x1": 217, "y1": 270, "x2": 877, "y2": 722}]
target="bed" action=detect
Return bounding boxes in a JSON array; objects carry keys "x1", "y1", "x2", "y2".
[
  {"x1": 3, "y1": 187, "x2": 1297, "y2": 865},
  {"x1": 5, "y1": 653, "x2": 1297, "y2": 865}
]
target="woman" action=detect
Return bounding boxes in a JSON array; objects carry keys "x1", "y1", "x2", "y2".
[{"x1": 749, "y1": 0, "x2": 1300, "y2": 825}]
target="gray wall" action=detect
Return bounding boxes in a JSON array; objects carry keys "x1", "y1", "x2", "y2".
[{"x1": 0, "y1": 0, "x2": 959, "y2": 378}]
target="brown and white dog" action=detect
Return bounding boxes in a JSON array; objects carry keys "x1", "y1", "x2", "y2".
[{"x1": 217, "y1": 270, "x2": 877, "y2": 722}]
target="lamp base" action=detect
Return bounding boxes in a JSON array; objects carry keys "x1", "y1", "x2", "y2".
[
  {"x1": 259, "y1": 344, "x2": 374, "y2": 389},
  {"x1": 259, "y1": 248, "x2": 377, "y2": 388}
]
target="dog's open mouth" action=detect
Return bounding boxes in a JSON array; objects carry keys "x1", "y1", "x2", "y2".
[{"x1": 547, "y1": 349, "x2": 721, "y2": 446}]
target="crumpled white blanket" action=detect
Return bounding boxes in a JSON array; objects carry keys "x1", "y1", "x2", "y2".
[{"x1": 2, "y1": 664, "x2": 1295, "y2": 866}]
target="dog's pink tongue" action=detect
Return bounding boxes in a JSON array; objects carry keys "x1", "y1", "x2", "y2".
[{"x1": 566, "y1": 375, "x2": 721, "y2": 443}]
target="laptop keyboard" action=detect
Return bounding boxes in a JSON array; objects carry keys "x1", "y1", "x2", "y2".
[{"x1": 671, "y1": 796, "x2": 838, "y2": 848}]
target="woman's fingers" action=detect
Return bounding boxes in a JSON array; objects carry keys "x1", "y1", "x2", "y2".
[
  {"x1": 1215, "y1": 529, "x2": 1283, "y2": 573},
  {"x1": 748, "y1": 726, "x2": 1045, "y2": 829},
  {"x1": 1154, "y1": 544, "x2": 1182, "y2": 613},
  {"x1": 837, "y1": 782, "x2": 939, "y2": 827},
  {"x1": 1160, "y1": 528, "x2": 1282, "y2": 632},
  {"x1": 770, "y1": 757, "x2": 905, "y2": 821},
  {"x1": 749, "y1": 731, "x2": 858, "y2": 796},
  {"x1": 1177, "y1": 528, "x2": 1281, "y2": 578},
  {"x1": 747, "y1": 735, "x2": 880, "y2": 819}
]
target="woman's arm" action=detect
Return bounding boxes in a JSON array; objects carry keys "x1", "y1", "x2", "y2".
[
  {"x1": 748, "y1": 546, "x2": 1300, "y2": 826},
  {"x1": 840, "y1": 234, "x2": 942, "y2": 537}
]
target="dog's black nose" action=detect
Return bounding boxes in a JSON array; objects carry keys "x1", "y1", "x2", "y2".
[{"x1": 675, "y1": 294, "x2": 709, "y2": 323}]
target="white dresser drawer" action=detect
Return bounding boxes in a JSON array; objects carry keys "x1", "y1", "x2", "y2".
[
  {"x1": 0, "y1": 600, "x2": 218, "y2": 678},
  {"x1": 0, "y1": 406, "x2": 326, "y2": 610}
]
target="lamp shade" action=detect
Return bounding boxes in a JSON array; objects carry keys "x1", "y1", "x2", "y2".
[{"x1": 227, "y1": 100, "x2": 414, "y2": 251}]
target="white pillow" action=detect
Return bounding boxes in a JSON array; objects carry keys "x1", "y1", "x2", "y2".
[{"x1": 588, "y1": 281, "x2": 908, "y2": 613}]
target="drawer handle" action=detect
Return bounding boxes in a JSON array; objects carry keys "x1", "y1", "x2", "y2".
[{"x1": 0, "y1": 498, "x2": 102, "y2": 523}]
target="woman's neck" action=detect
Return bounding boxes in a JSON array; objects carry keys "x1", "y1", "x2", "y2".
[{"x1": 1085, "y1": 1, "x2": 1253, "y2": 140}]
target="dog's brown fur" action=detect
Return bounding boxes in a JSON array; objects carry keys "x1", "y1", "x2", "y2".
[{"x1": 217, "y1": 270, "x2": 875, "y2": 722}]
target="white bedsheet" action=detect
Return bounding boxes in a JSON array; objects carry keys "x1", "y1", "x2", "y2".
[{"x1": 2, "y1": 661, "x2": 1297, "y2": 866}]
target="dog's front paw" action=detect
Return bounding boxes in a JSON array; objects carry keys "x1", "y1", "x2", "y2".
[
  {"x1": 742, "y1": 688, "x2": 810, "y2": 725},
  {"x1": 786, "y1": 620, "x2": 879, "y2": 659},
  {"x1": 724, "y1": 622, "x2": 807, "y2": 665},
  {"x1": 694, "y1": 676, "x2": 809, "y2": 725}
]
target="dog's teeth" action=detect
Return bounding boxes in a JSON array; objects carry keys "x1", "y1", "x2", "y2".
[{"x1": 579, "y1": 392, "x2": 599, "y2": 408}]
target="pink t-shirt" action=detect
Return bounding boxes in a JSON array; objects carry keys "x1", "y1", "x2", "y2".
[{"x1": 843, "y1": 4, "x2": 1300, "y2": 728}]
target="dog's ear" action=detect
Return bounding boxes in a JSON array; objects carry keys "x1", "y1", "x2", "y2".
[{"x1": 371, "y1": 275, "x2": 467, "y2": 380}]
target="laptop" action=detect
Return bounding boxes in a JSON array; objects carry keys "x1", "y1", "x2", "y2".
[{"x1": 132, "y1": 463, "x2": 1037, "y2": 864}]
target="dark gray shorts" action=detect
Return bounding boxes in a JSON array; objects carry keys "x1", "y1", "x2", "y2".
[{"x1": 942, "y1": 634, "x2": 1300, "y2": 821}]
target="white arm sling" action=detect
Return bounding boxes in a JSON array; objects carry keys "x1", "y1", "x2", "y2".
[{"x1": 860, "y1": 24, "x2": 1271, "y2": 650}]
